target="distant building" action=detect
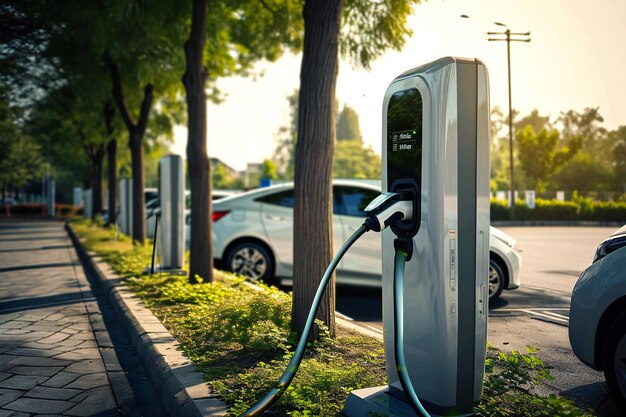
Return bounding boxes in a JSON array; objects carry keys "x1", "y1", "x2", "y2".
[{"x1": 240, "y1": 162, "x2": 262, "y2": 189}]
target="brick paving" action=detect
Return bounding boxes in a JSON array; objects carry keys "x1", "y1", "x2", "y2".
[{"x1": 0, "y1": 219, "x2": 159, "y2": 417}]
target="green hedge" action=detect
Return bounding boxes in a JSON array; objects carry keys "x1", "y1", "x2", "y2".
[{"x1": 491, "y1": 198, "x2": 626, "y2": 222}]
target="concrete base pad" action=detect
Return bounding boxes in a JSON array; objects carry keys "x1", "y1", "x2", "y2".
[
  {"x1": 343, "y1": 385, "x2": 423, "y2": 417},
  {"x1": 342, "y1": 386, "x2": 476, "y2": 417}
]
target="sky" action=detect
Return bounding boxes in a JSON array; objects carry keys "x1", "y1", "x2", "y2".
[{"x1": 170, "y1": 0, "x2": 626, "y2": 172}]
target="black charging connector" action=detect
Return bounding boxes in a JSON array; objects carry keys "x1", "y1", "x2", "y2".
[
  {"x1": 394, "y1": 237, "x2": 413, "y2": 262},
  {"x1": 389, "y1": 178, "x2": 420, "y2": 239}
]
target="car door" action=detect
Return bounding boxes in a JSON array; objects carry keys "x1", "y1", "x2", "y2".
[
  {"x1": 259, "y1": 190, "x2": 295, "y2": 275},
  {"x1": 259, "y1": 188, "x2": 344, "y2": 278},
  {"x1": 335, "y1": 185, "x2": 382, "y2": 285}
]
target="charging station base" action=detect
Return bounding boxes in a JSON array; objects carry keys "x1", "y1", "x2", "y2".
[
  {"x1": 143, "y1": 266, "x2": 187, "y2": 276},
  {"x1": 343, "y1": 386, "x2": 475, "y2": 417},
  {"x1": 343, "y1": 386, "x2": 425, "y2": 417}
]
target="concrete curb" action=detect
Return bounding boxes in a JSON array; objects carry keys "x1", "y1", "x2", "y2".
[
  {"x1": 492, "y1": 220, "x2": 623, "y2": 227},
  {"x1": 66, "y1": 224, "x2": 229, "y2": 417}
]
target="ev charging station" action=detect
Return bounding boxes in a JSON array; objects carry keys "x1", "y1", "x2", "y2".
[
  {"x1": 82, "y1": 189, "x2": 92, "y2": 220},
  {"x1": 157, "y1": 155, "x2": 185, "y2": 271},
  {"x1": 118, "y1": 178, "x2": 133, "y2": 236},
  {"x1": 240, "y1": 57, "x2": 490, "y2": 417},
  {"x1": 343, "y1": 57, "x2": 490, "y2": 416}
]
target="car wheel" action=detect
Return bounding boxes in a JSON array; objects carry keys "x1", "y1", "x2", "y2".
[
  {"x1": 602, "y1": 311, "x2": 626, "y2": 405},
  {"x1": 225, "y1": 241, "x2": 274, "y2": 284},
  {"x1": 488, "y1": 259, "x2": 505, "y2": 301}
]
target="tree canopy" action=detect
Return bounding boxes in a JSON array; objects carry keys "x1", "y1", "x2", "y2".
[{"x1": 493, "y1": 107, "x2": 624, "y2": 195}]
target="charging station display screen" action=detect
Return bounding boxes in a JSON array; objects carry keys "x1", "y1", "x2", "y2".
[{"x1": 387, "y1": 88, "x2": 423, "y2": 188}]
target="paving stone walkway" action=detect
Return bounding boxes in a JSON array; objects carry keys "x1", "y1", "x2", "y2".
[{"x1": 0, "y1": 219, "x2": 162, "y2": 417}]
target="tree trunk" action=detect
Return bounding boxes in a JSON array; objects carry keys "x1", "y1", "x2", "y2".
[
  {"x1": 104, "y1": 101, "x2": 117, "y2": 227},
  {"x1": 183, "y1": 0, "x2": 213, "y2": 283},
  {"x1": 106, "y1": 139, "x2": 117, "y2": 226},
  {"x1": 129, "y1": 131, "x2": 146, "y2": 243},
  {"x1": 91, "y1": 146, "x2": 105, "y2": 219},
  {"x1": 108, "y1": 59, "x2": 153, "y2": 245},
  {"x1": 292, "y1": 0, "x2": 343, "y2": 339}
]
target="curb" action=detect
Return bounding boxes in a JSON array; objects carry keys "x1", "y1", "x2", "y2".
[
  {"x1": 66, "y1": 223, "x2": 229, "y2": 417},
  {"x1": 491, "y1": 220, "x2": 623, "y2": 227}
]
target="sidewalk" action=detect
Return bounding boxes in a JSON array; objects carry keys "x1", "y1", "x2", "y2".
[{"x1": 0, "y1": 219, "x2": 161, "y2": 417}]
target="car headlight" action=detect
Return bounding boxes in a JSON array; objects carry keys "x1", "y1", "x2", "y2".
[{"x1": 593, "y1": 235, "x2": 626, "y2": 263}]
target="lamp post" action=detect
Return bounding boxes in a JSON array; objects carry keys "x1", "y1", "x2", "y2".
[{"x1": 461, "y1": 15, "x2": 530, "y2": 219}]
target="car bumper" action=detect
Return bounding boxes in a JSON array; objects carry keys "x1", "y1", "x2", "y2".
[
  {"x1": 505, "y1": 247, "x2": 522, "y2": 289},
  {"x1": 569, "y1": 261, "x2": 603, "y2": 370}
]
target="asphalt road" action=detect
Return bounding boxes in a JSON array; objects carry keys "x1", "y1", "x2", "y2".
[
  {"x1": 499, "y1": 226, "x2": 616, "y2": 295},
  {"x1": 334, "y1": 225, "x2": 624, "y2": 415}
]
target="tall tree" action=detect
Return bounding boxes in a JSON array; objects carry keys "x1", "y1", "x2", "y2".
[
  {"x1": 515, "y1": 125, "x2": 580, "y2": 192},
  {"x1": 94, "y1": 0, "x2": 188, "y2": 243},
  {"x1": 108, "y1": 60, "x2": 154, "y2": 242},
  {"x1": 609, "y1": 126, "x2": 626, "y2": 192},
  {"x1": 293, "y1": 0, "x2": 420, "y2": 338},
  {"x1": 293, "y1": 0, "x2": 343, "y2": 338},
  {"x1": 183, "y1": 0, "x2": 302, "y2": 282},
  {"x1": 183, "y1": 0, "x2": 211, "y2": 283},
  {"x1": 260, "y1": 159, "x2": 279, "y2": 181},
  {"x1": 27, "y1": 85, "x2": 111, "y2": 214},
  {"x1": 336, "y1": 103, "x2": 362, "y2": 141},
  {"x1": 104, "y1": 101, "x2": 118, "y2": 227},
  {"x1": 0, "y1": 90, "x2": 45, "y2": 199},
  {"x1": 554, "y1": 108, "x2": 613, "y2": 192},
  {"x1": 552, "y1": 152, "x2": 613, "y2": 192},
  {"x1": 515, "y1": 108, "x2": 551, "y2": 135},
  {"x1": 273, "y1": 89, "x2": 300, "y2": 179},
  {"x1": 333, "y1": 139, "x2": 381, "y2": 178},
  {"x1": 274, "y1": 93, "x2": 369, "y2": 179},
  {"x1": 0, "y1": 87, "x2": 20, "y2": 199}
]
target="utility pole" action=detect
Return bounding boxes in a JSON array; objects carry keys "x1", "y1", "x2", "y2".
[{"x1": 487, "y1": 23, "x2": 531, "y2": 220}]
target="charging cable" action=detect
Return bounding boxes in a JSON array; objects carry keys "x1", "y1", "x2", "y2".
[
  {"x1": 239, "y1": 192, "x2": 413, "y2": 416},
  {"x1": 393, "y1": 241, "x2": 430, "y2": 417}
]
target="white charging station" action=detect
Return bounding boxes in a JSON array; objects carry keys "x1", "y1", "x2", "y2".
[
  {"x1": 82, "y1": 189, "x2": 92, "y2": 219},
  {"x1": 344, "y1": 57, "x2": 490, "y2": 416},
  {"x1": 158, "y1": 155, "x2": 185, "y2": 271},
  {"x1": 118, "y1": 178, "x2": 133, "y2": 236},
  {"x1": 44, "y1": 177, "x2": 55, "y2": 217}
]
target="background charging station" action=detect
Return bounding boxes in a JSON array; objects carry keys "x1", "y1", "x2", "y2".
[
  {"x1": 157, "y1": 155, "x2": 185, "y2": 271},
  {"x1": 82, "y1": 189, "x2": 92, "y2": 220},
  {"x1": 118, "y1": 178, "x2": 132, "y2": 237},
  {"x1": 343, "y1": 57, "x2": 490, "y2": 416}
]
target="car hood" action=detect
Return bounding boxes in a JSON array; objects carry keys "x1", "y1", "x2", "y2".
[
  {"x1": 610, "y1": 224, "x2": 626, "y2": 238},
  {"x1": 490, "y1": 226, "x2": 517, "y2": 248}
]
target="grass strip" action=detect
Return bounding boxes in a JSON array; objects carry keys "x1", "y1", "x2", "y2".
[{"x1": 72, "y1": 219, "x2": 595, "y2": 416}]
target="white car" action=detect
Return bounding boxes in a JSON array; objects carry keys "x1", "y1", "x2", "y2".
[
  {"x1": 569, "y1": 224, "x2": 626, "y2": 404},
  {"x1": 193, "y1": 180, "x2": 521, "y2": 301},
  {"x1": 147, "y1": 189, "x2": 238, "y2": 238}
]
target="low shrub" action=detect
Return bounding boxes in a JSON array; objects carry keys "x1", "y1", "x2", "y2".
[{"x1": 491, "y1": 198, "x2": 626, "y2": 222}]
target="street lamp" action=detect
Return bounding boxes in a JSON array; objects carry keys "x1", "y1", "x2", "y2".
[{"x1": 461, "y1": 15, "x2": 530, "y2": 219}]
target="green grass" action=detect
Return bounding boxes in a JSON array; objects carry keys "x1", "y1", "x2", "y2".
[{"x1": 71, "y1": 219, "x2": 595, "y2": 416}]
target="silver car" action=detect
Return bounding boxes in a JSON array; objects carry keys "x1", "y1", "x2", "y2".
[
  {"x1": 196, "y1": 180, "x2": 521, "y2": 301},
  {"x1": 569, "y1": 224, "x2": 626, "y2": 403}
]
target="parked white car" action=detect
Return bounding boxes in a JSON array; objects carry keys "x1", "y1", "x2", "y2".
[
  {"x1": 147, "y1": 189, "x2": 238, "y2": 238},
  {"x1": 569, "y1": 224, "x2": 626, "y2": 404},
  {"x1": 189, "y1": 180, "x2": 521, "y2": 301}
]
